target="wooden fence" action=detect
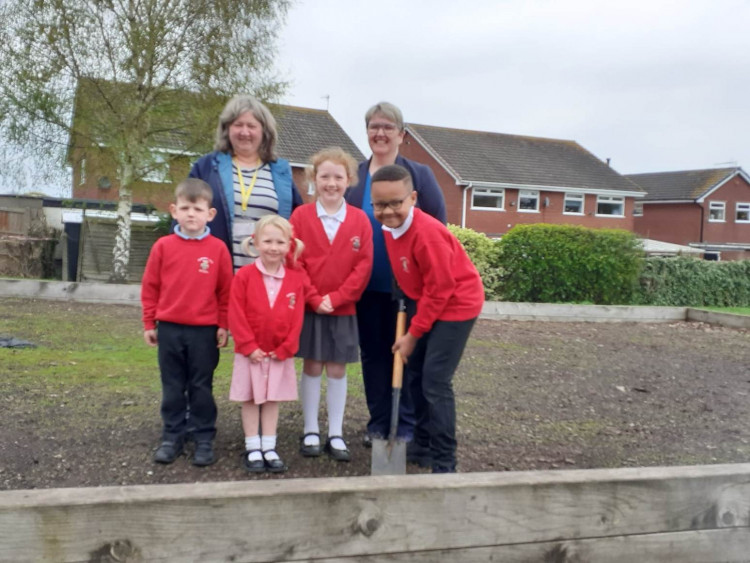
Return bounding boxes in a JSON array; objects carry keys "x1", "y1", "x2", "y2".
[{"x1": 2, "y1": 464, "x2": 750, "y2": 562}]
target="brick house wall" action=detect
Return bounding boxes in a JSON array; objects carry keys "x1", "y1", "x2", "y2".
[
  {"x1": 634, "y1": 173, "x2": 750, "y2": 247},
  {"x1": 400, "y1": 134, "x2": 637, "y2": 235}
]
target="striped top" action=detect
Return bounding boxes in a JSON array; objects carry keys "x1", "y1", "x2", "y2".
[{"x1": 231, "y1": 162, "x2": 279, "y2": 270}]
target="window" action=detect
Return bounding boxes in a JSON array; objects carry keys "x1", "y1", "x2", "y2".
[
  {"x1": 518, "y1": 190, "x2": 539, "y2": 212},
  {"x1": 596, "y1": 195, "x2": 624, "y2": 217},
  {"x1": 79, "y1": 158, "x2": 86, "y2": 186},
  {"x1": 563, "y1": 193, "x2": 584, "y2": 215},
  {"x1": 471, "y1": 187, "x2": 504, "y2": 210},
  {"x1": 736, "y1": 203, "x2": 750, "y2": 223},
  {"x1": 633, "y1": 202, "x2": 643, "y2": 217},
  {"x1": 708, "y1": 201, "x2": 725, "y2": 222},
  {"x1": 307, "y1": 181, "x2": 315, "y2": 196},
  {"x1": 142, "y1": 153, "x2": 171, "y2": 183}
]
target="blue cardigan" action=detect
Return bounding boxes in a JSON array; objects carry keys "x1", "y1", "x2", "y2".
[{"x1": 188, "y1": 151, "x2": 303, "y2": 255}]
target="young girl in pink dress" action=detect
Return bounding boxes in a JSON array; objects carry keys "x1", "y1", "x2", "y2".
[
  {"x1": 228, "y1": 214, "x2": 306, "y2": 473},
  {"x1": 290, "y1": 147, "x2": 373, "y2": 461}
]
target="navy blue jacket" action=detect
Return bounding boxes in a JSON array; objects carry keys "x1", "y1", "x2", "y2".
[
  {"x1": 188, "y1": 151, "x2": 303, "y2": 255},
  {"x1": 346, "y1": 154, "x2": 446, "y2": 224}
]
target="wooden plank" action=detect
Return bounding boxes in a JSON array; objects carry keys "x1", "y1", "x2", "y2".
[
  {"x1": 312, "y1": 528, "x2": 750, "y2": 563},
  {"x1": 2, "y1": 464, "x2": 750, "y2": 562}
]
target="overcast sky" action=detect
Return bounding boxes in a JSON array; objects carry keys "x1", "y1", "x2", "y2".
[
  {"x1": 3, "y1": 0, "x2": 748, "y2": 196},
  {"x1": 276, "y1": 0, "x2": 750, "y2": 175}
]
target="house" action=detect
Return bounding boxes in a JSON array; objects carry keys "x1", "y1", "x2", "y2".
[
  {"x1": 627, "y1": 167, "x2": 750, "y2": 261},
  {"x1": 70, "y1": 92, "x2": 364, "y2": 210},
  {"x1": 399, "y1": 124, "x2": 646, "y2": 237}
]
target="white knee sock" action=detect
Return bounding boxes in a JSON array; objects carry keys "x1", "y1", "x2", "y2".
[
  {"x1": 301, "y1": 373, "x2": 321, "y2": 446},
  {"x1": 245, "y1": 435, "x2": 261, "y2": 461},
  {"x1": 327, "y1": 376, "x2": 347, "y2": 449},
  {"x1": 261, "y1": 435, "x2": 279, "y2": 461}
]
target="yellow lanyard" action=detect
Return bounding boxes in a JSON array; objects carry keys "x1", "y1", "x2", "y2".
[{"x1": 235, "y1": 160, "x2": 261, "y2": 211}]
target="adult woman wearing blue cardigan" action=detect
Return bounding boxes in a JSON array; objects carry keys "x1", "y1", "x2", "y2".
[
  {"x1": 189, "y1": 95, "x2": 303, "y2": 269},
  {"x1": 345, "y1": 102, "x2": 446, "y2": 450}
]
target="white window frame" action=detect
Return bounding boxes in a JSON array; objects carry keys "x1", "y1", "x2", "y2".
[
  {"x1": 79, "y1": 158, "x2": 86, "y2": 186},
  {"x1": 735, "y1": 202, "x2": 750, "y2": 223},
  {"x1": 563, "y1": 193, "x2": 584, "y2": 215},
  {"x1": 518, "y1": 189, "x2": 540, "y2": 213},
  {"x1": 471, "y1": 187, "x2": 505, "y2": 211},
  {"x1": 142, "y1": 153, "x2": 171, "y2": 184},
  {"x1": 307, "y1": 181, "x2": 315, "y2": 196},
  {"x1": 708, "y1": 201, "x2": 726, "y2": 222},
  {"x1": 633, "y1": 201, "x2": 643, "y2": 217},
  {"x1": 595, "y1": 195, "x2": 625, "y2": 217}
]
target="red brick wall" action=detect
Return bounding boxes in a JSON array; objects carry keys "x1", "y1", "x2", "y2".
[
  {"x1": 633, "y1": 174, "x2": 750, "y2": 247},
  {"x1": 702, "y1": 175, "x2": 750, "y2": 244},
  {"x1": 400, "y1": 133, "x2": 637, "y2": 235},
  {"x1": 634, "y1": 203, "x2": 702, "y2": 244}
]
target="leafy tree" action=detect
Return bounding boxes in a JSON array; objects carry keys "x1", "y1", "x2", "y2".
[{"x1": 0, "y1": 0, "x2": 290, "y2": 282}]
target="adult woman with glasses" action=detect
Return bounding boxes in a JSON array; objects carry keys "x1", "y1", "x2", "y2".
[
  {"x1": 345, "y1": 101, "x2": 446, "y2": 450},
  {"x1": 188, "y1": 94, "x2": 304, "y2": 271}
]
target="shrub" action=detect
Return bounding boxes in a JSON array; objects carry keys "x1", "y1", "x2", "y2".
[
  {"x1": 636, "y1": 257, "x2": 750, "y2": 306},
  {"x1": 447, "y1": 224, "x2": 503, "y2": 300},
  {"x1": 497, "y1": 224, "x2": 644, "y2": 304}
]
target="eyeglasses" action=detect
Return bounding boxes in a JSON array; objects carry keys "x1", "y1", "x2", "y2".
[
  {"x1": 367, "y1": 122, "x2": 399, "y2": 134},
  {"x1": 370, "y1": 194, "x2": 410, "y2": 211}
]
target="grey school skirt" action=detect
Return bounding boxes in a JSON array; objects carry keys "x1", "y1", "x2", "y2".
[{"x1": 296, "y1": 312, "x2": 360, "y2": 364}]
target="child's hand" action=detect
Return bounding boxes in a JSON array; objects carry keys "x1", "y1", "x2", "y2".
[
  {"x1": 316, "y1": 295, "x2": 334, "y2": 314},
  {"x1": 216, "y1": 328, "x2": 228, "y2": 348},
  {"x1": 268, "y1": 350, "x2": 279, "y2": 360},
  {"x1": 249, "y1": 349, "x2": 266, "y2": 363},
  {"x1": 144, "y1": 329, "x2": 158, "y2": 347},
  {"x1": 392, "y1": 332, "x2": 418, "y2": 363}
]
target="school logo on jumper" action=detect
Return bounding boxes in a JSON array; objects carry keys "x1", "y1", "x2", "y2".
[
  {"x1": 197, "y1": 257, "x2": 214, "y2": 274},
  {"x1": 400, "y1": 257, "x2": 409, "y2": 273},
  {"x1": 351, "y1": 236, "x2": 361, "y2": 251},
  {"x1": 286, "y1": 292, "x2": 296, "y2": 309}
]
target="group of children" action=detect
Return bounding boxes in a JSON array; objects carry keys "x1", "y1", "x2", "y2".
[{"x1": 141, "y1": 147, "x2": 483, "y2": 474}]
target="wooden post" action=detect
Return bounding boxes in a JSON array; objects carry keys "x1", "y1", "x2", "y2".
[{"x1": 2, "y1": 464, "x2": 750, "y2": 562}]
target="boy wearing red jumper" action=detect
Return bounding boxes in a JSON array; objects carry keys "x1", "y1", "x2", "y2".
[
  {"x1": 141, "y1": 178, "x2": 233, "y2": 467},
  {"x1": 370, "y1": 164, "x2": 484, "y2": 473}
]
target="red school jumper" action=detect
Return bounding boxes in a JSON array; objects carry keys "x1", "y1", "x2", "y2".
[
  {"x1": 382, "y1": 208, "x2": 485, "y2": 339},
  {"x1": 289, "y1": 203, "x2": 373, "y2": 315},
  {"x1": 228, "y1": 263, "x2": 307, "y2": 360},
  {"x1": 141, "y1": 234, "x2": 233, "y2": 330}
]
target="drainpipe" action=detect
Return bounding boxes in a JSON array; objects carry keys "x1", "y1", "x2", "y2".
[
  {"x1": 461, "y1": 183, "x2": 472, "y2": 228},
  {"x1": 699, "y1": 201, "x2": 704, "y2": 243}
]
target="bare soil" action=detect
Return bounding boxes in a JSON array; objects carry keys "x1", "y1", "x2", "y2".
[{"x1": 2, "y1": 299, "x2": 750, "y2": 490}]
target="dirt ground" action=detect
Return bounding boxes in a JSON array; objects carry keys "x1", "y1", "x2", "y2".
[{"x1": 2, "y1": 299, "x2": 750, "y2": 490}]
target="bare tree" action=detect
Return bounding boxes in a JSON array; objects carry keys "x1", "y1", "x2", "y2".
[{"x1": 0, "y1": 0, "x2": 290, "y2": 282}]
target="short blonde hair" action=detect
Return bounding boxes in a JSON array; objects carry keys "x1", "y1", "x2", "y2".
[
  {"x1": 241, "y1": 215, "x2": 304, "y2": 265},
  {"x1": 364, "y1": 101, "x2": 404, "y2": 131},
  {"x1": 214, "y1": 95, "x2": 278, "y2": 162},
  {"x1": 306, "y1": 146, "x2": 359, "y2": 188}
]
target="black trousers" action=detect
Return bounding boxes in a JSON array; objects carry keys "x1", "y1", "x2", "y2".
[
  {"x1": 157, "y1": 322, "x2": 219, "y2": 443},
  {"x1": 408, "y1": 317, "x2": 477, "y2": 471},
  {"x1": 356, "y1": 290, "x2": 416, "y2": 439}
]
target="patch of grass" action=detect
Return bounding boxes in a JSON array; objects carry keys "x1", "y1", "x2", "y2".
[{"x1": 696, "y1": 306, "x2": 750, "y2": 316}]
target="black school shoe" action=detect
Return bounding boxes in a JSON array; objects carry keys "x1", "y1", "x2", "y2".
[
  {"x1": 192, "y1": 441, "x2": 216, "y2": 467},
  {"x1": 242, "y1": 450, "x2": 266, "y2": 473},
  {"x1": 299, "y1": 433, "x2": 322, "y2": 457},
  {"x1": 406, "y1": 441, "x2": 432, "y2": 468},
  {"x1": 154, "y1": 440, "x2": 184, "y2": 464},
  {"x1": 324, "y1": 436, "x2": 351, "y2": 462},
  {"x1": 263, "y1": 450, "x2": 288, "y2": 473}
]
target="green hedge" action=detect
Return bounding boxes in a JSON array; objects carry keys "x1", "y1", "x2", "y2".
[
  {"x1": 497, "y1": 224, "x2": 644, "y2": 304},
  {"x1": 636, "y1": 256, "x2": 750, "y2": 306},
  {"x1": 447, "y1": 224, "x2": 503, "y2": 300}
]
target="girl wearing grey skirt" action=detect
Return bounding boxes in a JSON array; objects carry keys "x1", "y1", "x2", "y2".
[{"x1": 289, "y1": 148, "x2": 373, "y2": 461}]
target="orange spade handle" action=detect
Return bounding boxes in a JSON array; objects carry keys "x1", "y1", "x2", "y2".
[{"x1": 392, "y1": 310, "x2": 407, "y2": 389}]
